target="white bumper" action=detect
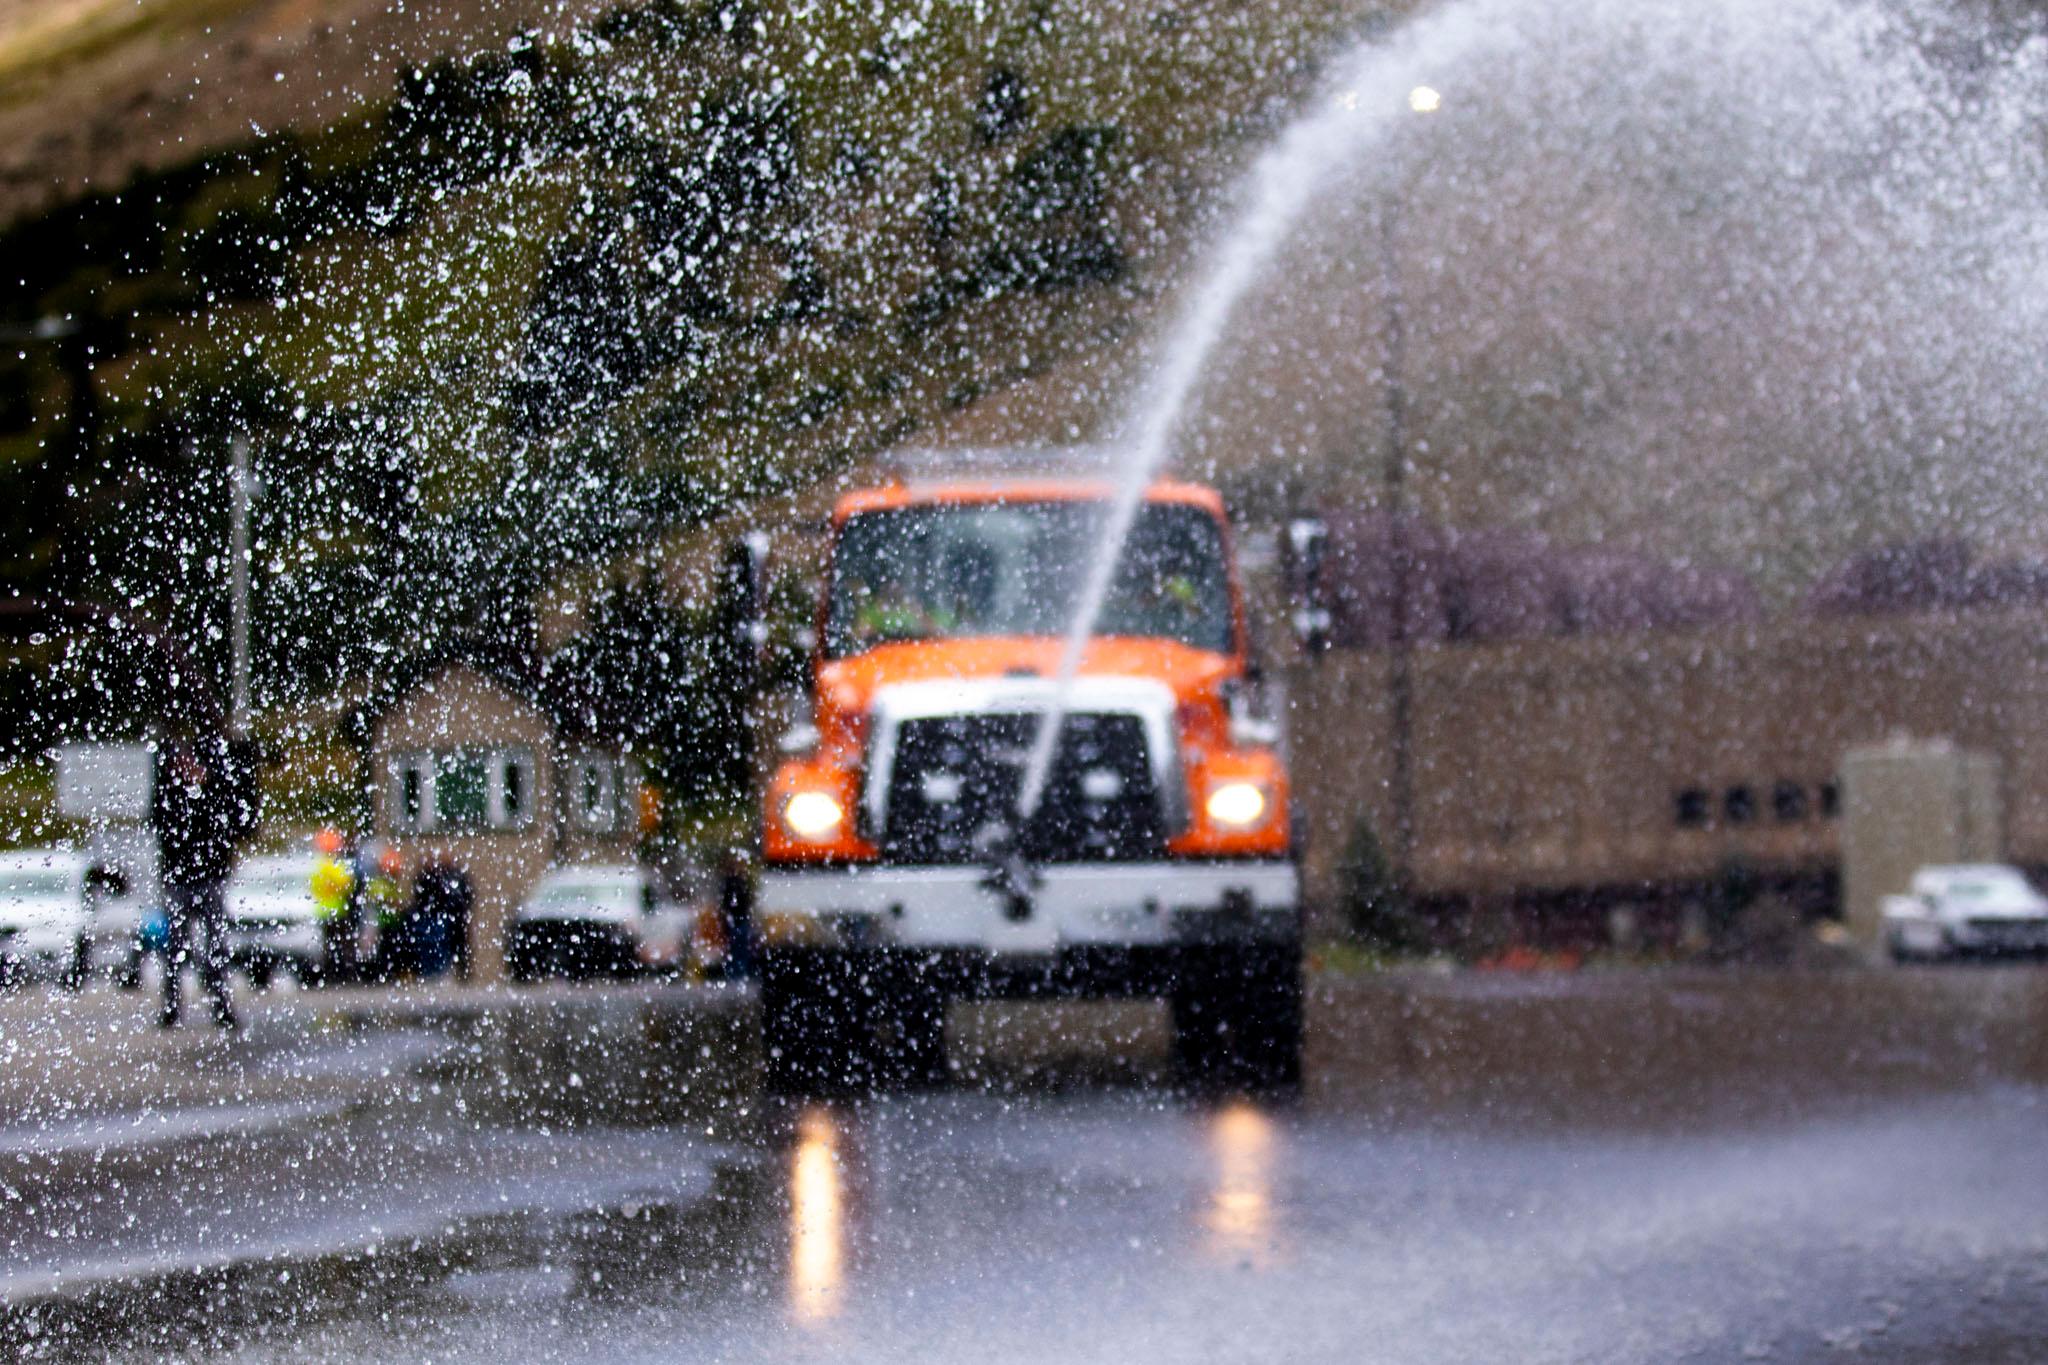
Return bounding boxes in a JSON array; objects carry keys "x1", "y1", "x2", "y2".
[{"x1": 760, "y1": 860, "x2": 1297, "y2": 953}]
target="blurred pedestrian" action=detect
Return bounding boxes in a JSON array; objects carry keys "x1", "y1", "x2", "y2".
[
  {"x1": 151, "y1": 736, "x2": 250, "y2": 1030},
  {"x1": 719, "y1": 849, "x2": 756, "y2": 981},
  {"x1": 366, "y1": 848, "x2": 406, "y2": 980},
  {"x1": 309, "y1": 832, "x2": 360, "y2": 986},
  {"x1": 442, "y1": 862, "x2": 473, "y2": 981},
  {"x1": 406, "y1": 859, "x2": 471, "y2": 980}
]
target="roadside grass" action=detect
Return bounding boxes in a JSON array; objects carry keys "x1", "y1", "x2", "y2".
[{"x1": 1306, "y1": 938, "x2": 1400, "y2": 976}]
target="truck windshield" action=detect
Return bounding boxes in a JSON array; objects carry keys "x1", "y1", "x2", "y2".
[{"x1": 826, "y1": 501, "x2": 1234, "y2": 656}]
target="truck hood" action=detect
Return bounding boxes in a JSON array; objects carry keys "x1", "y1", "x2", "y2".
[{"x1": 815, "y1": 637, "x2": 1235, "y2": 738}]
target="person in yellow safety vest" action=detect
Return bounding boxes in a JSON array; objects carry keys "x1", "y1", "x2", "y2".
[
  {"x1": 365, "y1": 849, "x2": 405, "y2": 981},
  {"x1": 310, "y1": 851, "x2": 359, "y2": 986}
]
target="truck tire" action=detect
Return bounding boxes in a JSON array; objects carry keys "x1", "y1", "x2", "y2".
[
  {"x1": 1171, "y1": 943, "x2": 1303, "y2": 1095},
  {"x1": 878, "y1": 975, "x2": 950, "y2": 1089},
  {"x1": 761, "y1": 950, "x2": 881, "y2": 1095}
]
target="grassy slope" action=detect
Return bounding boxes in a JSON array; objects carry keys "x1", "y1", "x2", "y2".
[{"x1": 70, "y1": 0, "x2": 1390, "y2": 522}]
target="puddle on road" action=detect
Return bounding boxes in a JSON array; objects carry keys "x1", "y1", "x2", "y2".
[{"x1": 15, "y1": 1156, "x2": 779, "y2": 1365}]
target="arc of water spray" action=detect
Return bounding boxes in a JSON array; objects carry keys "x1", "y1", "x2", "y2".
[{"x1": 1014, "y1": 33, "x2": 1452, "y2": 820}]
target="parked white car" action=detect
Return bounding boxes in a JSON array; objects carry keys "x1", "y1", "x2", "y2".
[
  {"x1": 1882, "y1": 864, "x2": 2048, "y2": 961},
  {"x1": 0, "y1": 850, "x2": 94, "y2": 986},
  {"x1": 224, "y1": 855, "x2": 325, "y2": 987},
  {"x1": 509, "y1": 864, "x2": 684, "y2": 980}
]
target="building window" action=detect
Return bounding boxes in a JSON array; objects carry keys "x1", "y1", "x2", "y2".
[
  {"x1": 388, "y1": 748, "x2": 535, "y2": 833},
  {"x1": 400, "y1": 763, "x2": 424, "y2": 828},
  {"x1": 1723, "y1": 785, "x2": 1756, "y2": 825},
  {"x1": 1819, "y1": 780, "x2": 1840, "y2": 819},
  {"x1": 570, "y1": 755, "x2": 618, "y2": 833},
  {"x1": 1772, "y1": 780, "x2": 1808, "y2": 823},
  {"x1": 436, "y1": 752, "x2": 490, "y2": 828},
  {"x1": 503, "y1": 758, "x2": 526, "y2": 823},
  {"x1": 1674, "y1": 788, "x2": 1710, "y2": 828},
  {"x1": 492, "y1": 751, "x2": 533, "y2": 828}
]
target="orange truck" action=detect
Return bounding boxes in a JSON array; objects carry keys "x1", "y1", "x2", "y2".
[{"x1": 754, "y1": 460, "x2": 1307, "y2": 1092}]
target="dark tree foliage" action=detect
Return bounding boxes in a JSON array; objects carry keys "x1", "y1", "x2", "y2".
[
  {"x1": 975, "y1": 68, "x2": 1036, "y2": 145},
  {"x1": 248, "y1": 397, "x2": 427, "y2": 695},
  {"x1": 511, "y1": 83, "x2": 809, "y2": 434},
  {"x1": 905, "y1": 123, "x2": 1128, "y2": 336},
  {"x1": 543, "y1": 575, "x2": 749, "y2": 808},
  {"x1": 1338, "y1": 818, "x2": 1427, "y2": 952},
  {"x1": 511, "y1": 212, "x2": 657, "y2": 434},
  {"x1": 998, "y1": 125, "x2": 1127, "y2": 290},
  {"x1": 0, "y1": 0, "x2": 1152, "y2": 761}
]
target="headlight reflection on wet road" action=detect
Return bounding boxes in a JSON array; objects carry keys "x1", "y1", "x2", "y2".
[
  {"x1": 788, "y1": 1105, "x2": 847, "y2": 1323},
  {"x1": 1202, "y1": 1099, "x2": 1281, "y2": 1267}
]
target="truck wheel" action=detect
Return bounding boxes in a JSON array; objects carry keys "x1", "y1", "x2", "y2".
[
  {"x1": 878, "y1": 976, "x2": 950, "y2": 1089},
  {"x1": 1171, "y1": 944, "x2": 1303, "y2": 1095},
  {"x1": 761, "y1": 951, "x2": 879, "y2": 1095}
]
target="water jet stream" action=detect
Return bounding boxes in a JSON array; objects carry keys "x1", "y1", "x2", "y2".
[
  {"x1": 1015, "y1": 19, "x2": 1479, "y2": 818},
  {"x1": 1011, "y1": 0, "x2": 2048, "y2": 822}
]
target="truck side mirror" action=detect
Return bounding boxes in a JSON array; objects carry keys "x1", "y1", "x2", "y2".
[
  {"x1": 718, "y1": 532, "x2": 771, "y2": 695},
  {"x1": 1282, "y1": 514, "x2": 1332, "y2": 656}
]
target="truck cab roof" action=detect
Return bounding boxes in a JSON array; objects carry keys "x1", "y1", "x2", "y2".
[{"x1": 833, "y1": 475, "x2": 1227, "y2": 525}]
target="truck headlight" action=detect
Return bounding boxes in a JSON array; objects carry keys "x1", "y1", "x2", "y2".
[
  {"x1": 1205, "y1": 781, "x2": 1269, "y2": 829},
  {"x1": 782, "y1": 790, "x2": 847, "y2": 841}
]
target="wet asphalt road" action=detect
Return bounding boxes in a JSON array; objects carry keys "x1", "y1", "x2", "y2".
[{"x1": 111, "y1": 1000, "x2": 2048, "y2": 1365}]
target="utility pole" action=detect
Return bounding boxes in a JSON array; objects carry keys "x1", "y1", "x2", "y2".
[
  {"x1": 229, "y1": 433, "x2": 252, "y2": 739},
  {"x1": 1380, "y1": 201, "x2": 1416, "y2": 882}
]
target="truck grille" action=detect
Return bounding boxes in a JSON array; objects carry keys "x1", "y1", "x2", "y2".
[{"x1": 879, "y1": 712, "x2": 1166, "y2": 864}]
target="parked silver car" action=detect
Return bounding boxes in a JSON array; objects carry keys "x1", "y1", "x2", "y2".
[
  {"x1": 1882, "y1": 864, "x2": 2048, "y2": 961},
  {"x1": 223, "y1": 855, "x2": 326, "y2": 987},
  {"x1": 0, "y1": 850, "x2": 95, "y2": 986},
  {"x1": 508, "y1": 864, "x2": 686, "y2": 981}
]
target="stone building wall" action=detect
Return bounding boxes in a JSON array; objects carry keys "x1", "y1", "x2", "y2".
[{"x1": 1284, "y1": 606, "x2": 2048, "y2": 936}]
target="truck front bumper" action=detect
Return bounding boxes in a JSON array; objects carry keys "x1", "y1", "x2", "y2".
[{"x1": 759, "y1": 859, "x2": 1297, "y2": 955}]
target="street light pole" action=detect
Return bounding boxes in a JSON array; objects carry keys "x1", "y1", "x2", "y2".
[
  {"x1": 229, "y1": 433, "x2": 252, "y2": 739},
  {"x1": 1380, "y1": 200, "x2": 1417, "y2": 884},
  {"x1": 1377, "y1": 84, "x2": 1443, "y2": 890}
]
